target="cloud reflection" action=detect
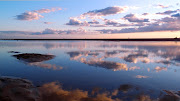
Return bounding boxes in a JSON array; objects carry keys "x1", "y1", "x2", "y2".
[
  {"x1": 38, "y1": 81, "x2": 180, "y2": 101},
  {"x1": 28, "y1": 62, "x2": 63, "y2": 70},
  {"x1": 154, "y1": 67, "x2": 167, "y2": 72},
  {"x1": 82, "y1": 59, "x2": 128, "y2": 71},
  {"x1": 135, "y1": 75, "x2": 149, "y2": 79},
  {"x1": 1, "y1": 77, "x2": 180, "y2": 101},
  {"x1": 123, "y1": 52, "x2": 148, "y2": 63}
]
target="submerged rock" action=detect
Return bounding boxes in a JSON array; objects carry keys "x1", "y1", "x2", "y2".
[
  {"x1": 13, "y1": 53, "x2": 55, "y2": 63},
  {"x1": 118, "y1": 84, "x2": 133, "y2": 93},
  {"x1": 0, "y1": 77, "x2": 40, "y2": 101}
]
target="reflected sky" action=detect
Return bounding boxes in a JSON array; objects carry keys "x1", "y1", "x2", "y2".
[{"x1": 1, "y1": 40, "x2": 180, "y2": 100}]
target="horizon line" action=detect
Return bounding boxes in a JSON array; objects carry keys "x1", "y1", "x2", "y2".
[{"x1": 1, "y1": 38, "x2": 180, "y2": 41}]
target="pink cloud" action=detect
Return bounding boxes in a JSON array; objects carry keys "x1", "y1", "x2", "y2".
[
  {"x1": 16, "y1": 7, "x2": 62, "y2": 21},
  {"x1": 16, "y1": 12, "x2": 43, "y2": 21},
  {"x1": 81, "y1": 6, "x2": 128, "y2": 17},
  {"x1": 33, "y1": 8, "x2": 62, "y2": 13},
  {"x1": 44, "y1": 22, "x2": 54, "y2": 24},
  {"x1": 155, "y1": 4, "x2": 170, "y2": 8},
  {"x1": 123, "y1": 14, "x2": 149, "y2": 22}
]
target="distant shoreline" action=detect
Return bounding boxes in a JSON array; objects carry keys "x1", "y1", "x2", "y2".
[{"x1": 1, "y1": 38, "x2": 180, "y2": 41}]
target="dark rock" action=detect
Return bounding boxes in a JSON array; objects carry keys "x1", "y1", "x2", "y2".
[
  {"x1": 118, "y1": 84, "x2": 133, "y2": 92},
  {"x1": 0, "y1": 77, "x2": 40, "y2": 101},
  {"x1": 13, "y1": 53, "x2": 55, "y2": 63}
]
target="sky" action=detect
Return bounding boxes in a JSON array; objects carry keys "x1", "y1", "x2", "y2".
[{"x1": 0, "y1": 0, "x2": 180, "y2": 39}]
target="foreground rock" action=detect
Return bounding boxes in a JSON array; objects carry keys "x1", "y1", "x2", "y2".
[
  {"x1": 0, "y1": 77, "x2": 40, "y2": 101},
  {"x1": 13, "y1": 53, "x2": 55, "y2": 63}
]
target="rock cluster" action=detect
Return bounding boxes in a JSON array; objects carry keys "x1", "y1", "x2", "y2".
[{"x1": 0, "y1": 77, "x2": 40, "y2": 101}]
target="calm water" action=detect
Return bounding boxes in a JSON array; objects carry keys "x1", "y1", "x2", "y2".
[{"x1": 1, "y1": 40, "x2": 180, "y2": 100}]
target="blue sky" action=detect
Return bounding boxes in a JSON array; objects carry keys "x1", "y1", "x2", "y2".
[{"x1": 0, "y1": 0, "x2": 180, "y2": 39}]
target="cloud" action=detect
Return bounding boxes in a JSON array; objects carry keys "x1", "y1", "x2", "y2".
[
  {"x1": 82, "y1": 6, "x2": 128, "y2": 17},
  {"x1": 142, "y1": 13, "x2": 149, "y2": 16},
  {"x1": 123, "y1": 14, "x2": 149, "y2": 22},
  {"x1": 102, "y1": 19, "x2": 145, "y2": 27},
  {"x1": 44, "y1": 22, "x2": 53, "y2": 24},
  {"x1": 66, "y1": 18, "x2": 134, "y2": 27},
  {"x1": 0, "y1": 31, "x2": 33, "y2": 35},
  {"x1": 41, "y1": 28, "x2": 58, "y2": 34},
  {"x1": 156, "y1": 10, "x2": 177, "y2": 15},
  {"x1": 90, "y1": 24, "x2": 107, "y2": 27},
  {"x1": 172, "y1": 13, "x2": 180, "y2": 17},
  {"x1": 34, "y1": 28, "x2": 98, "y2": 35},
  {"x1": 157, "y1": 17, "x2": 177, "y2": 22},
  {"x1": 97, "y1": 15, "x2": 180, "y2": 33},
  {"x1": 66, "y1": 18, "x2": 83, "y2": 25},
  {"x1": 16, "y1": 7, "x2": 62, "y2": 21},
  {"x1": 33, "y1": 8, "x2": 62, "y2": 13},
  {"x1": 16, "y1": 12, "x2": 44, "y2": 21},
  {"x1": 88, "y1": 20, "x2": 100, "y2": 24},
  {"x1": 104, "y1": 19, "x2": 119, "y2": 26},
  {"x1": 154, "y1": 4, "x2": 170, "y2": 9},
  {"x1": 103, "y1": 19, "x2": 130, "y2": 27},
  {"x1": 65, "y1": 6, "x2": 148, "y2": 27},
  {"x1": 0, "y1": 28, "x2": 100, "y2": 36},
  {"x1": 66, "y1": 18, "x2": 101, "y2": 26},
  {"x1": 66, "y1": 18, "x2": 89, "y2": 26}
]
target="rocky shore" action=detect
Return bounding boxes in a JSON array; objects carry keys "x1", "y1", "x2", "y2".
[{"x1": 0, "y1": 77, "x2": 40, "y2": 101}]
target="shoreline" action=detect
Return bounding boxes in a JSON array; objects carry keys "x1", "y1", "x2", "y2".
[{"x1": 1, "y1": 38, "x2": 180, "y2": 41}]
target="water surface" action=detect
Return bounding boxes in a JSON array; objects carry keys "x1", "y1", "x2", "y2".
[{"x1": 1, "y1": 40, "x2": 180, "y2": 100}]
